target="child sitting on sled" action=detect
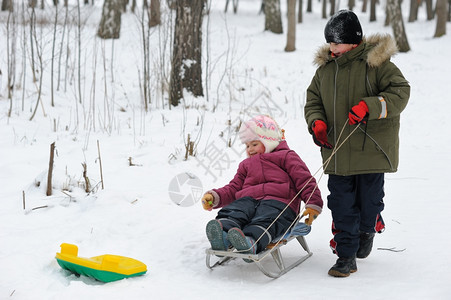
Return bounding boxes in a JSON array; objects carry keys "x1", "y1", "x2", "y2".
[{"x1": 201, "y1": 115, "x2": 323, "y2": 258}]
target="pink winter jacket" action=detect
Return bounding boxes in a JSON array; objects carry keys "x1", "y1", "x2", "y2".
[{"x1": 210, "y1": 141, "x2": 323, "y2": 214}]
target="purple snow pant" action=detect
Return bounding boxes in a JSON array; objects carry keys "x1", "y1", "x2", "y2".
[
  {"x1": 216, "y1": 197, "x2": 297, "y2": 252},
  {"x1": 328, "y1": 173, "x2": 385, "y2": 258}
]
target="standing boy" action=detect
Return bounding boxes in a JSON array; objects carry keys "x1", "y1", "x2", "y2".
[{"x1": 304, "y1": 10, "x2": 410, "y2": 277}]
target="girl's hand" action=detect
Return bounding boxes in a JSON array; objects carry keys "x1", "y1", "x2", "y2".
[
  {"x1": 302, "y1": 208, "x2": 320, "y2": 225},
  {"x1": 201, "y1": 194, "x2": 214, "y2": 211}
]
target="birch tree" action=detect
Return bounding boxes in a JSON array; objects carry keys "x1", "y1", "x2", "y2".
[
  {"x1": 97, "y1": 0, "x2": 122, "y2": 39},
  {"x1": 387, "y1": 0, "x2": 410, "y2": 52},
  {"x1": 264, "y1": 0, "x2": 283, "y2": 33}
]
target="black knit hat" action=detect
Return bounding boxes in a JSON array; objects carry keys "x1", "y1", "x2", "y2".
[{"x1": 324, "y1": 10, "x2": 363, "y2": 44}]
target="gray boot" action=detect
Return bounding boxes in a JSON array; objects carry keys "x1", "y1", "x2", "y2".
[{"x1": 206, "y1": 220, "x2": 230, "y2": 251}]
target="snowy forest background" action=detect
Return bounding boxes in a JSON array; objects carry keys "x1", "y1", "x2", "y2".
[{"x1": 1, "y1": 0, "x2": 450, "y2": 299}]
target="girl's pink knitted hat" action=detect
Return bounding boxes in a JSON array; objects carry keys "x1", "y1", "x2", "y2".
[{"x1": 239, "y1": 115, "x2": 282, "y2": 153}]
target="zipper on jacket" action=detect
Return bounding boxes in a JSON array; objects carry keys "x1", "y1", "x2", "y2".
[{"x1": 333, "y1": 60, "x2": 339, "y2": 174}]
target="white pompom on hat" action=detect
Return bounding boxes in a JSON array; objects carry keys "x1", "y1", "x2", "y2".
[{"x1": 239, "y1": 115, "x2": 283, "y2": 153}]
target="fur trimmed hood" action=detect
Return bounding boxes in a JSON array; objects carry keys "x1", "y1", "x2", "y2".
[{"x1": 313, "y1": 33, "x2": 398, "y2": 68}]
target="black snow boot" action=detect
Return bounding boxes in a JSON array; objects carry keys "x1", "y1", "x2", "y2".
[
  {"x1": 357, "y1": 232, "x2": 375, "y2": 259},
  {"x1": 328, "y1": 257, "x2": 357, "y2": 277}
]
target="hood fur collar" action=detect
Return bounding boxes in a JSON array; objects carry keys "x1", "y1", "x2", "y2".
[{"x1": 313, "y1": 33, "x2": 398, "y2": 68}]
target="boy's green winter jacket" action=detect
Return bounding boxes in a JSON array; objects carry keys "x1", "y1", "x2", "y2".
[{"x1": 305, "y1": 34, "x2": 410, "y2": 175}]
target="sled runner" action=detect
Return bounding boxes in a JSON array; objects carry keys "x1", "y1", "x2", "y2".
[
  {"x1": 205, "y1": 222, "x2": 312, "y2": 278},
  {"x1": 56, "y1": 243, "x2": 147, "y2": 282}
]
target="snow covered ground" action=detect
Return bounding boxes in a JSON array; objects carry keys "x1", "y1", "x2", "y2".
[{"x1": 1, "y1": 1, "x2": 450, "y2": 299}]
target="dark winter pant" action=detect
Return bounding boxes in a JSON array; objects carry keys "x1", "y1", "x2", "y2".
[
  {"x1": 216, "y1": 197, "x2": 297, "y2": 252},
  {"x1": 328, "y1": 173, "x2": 385, "y2": 258}
]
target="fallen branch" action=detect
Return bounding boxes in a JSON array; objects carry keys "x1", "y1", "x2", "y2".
[{"x1": 32, "y1": 205, "x2": 49, "y2": 211}]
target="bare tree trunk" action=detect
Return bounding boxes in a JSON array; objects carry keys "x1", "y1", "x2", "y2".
[
  {"x1": 30, "y1": 11, "x2": 46, "y2": 121},
  {"x1": 97, "y1": 0, "x2": 122, "y2": 39},
  {"x1": 2, "y1": 0, "x2": 13, "y2": 11},
  {"x1": 322, "y1": 0, "x2": 327, "y2": 18},
  {"x1": 181, "y1": 1, "x2": 204, "y2": 97},
  {"x1": 51, "y1": 4, "x2": 58, "y2": 107},
  {"x1": 6, "y1": 8, "x2": 16, "y2": 117},
  {"x1": 264, "y1": 0, "x2": 283, "y2": 33},
  {"x1": 434, "y1": 0, "x2": 447, "y2": 37},
  {"x1": 224, "y1": 0, "x2": 239, "y2": 13},
  {"x1": 57, "y1": 4, "x2": 68, "y2": 91},
  {"x1": 425, "y1": 0, "x2": 434, "y2": 20},
  {"x1": 285, "y1": 0, "x2": 296, "y2": 52},
  {"x1": 330, "y1": 0, "x2": 336, "y2": 16},
  {"x1": 298, "y1": 0, "x2": 303, "y2": 22},
  {"x1": 149, "y1": 0, "x2": 160, "y2": 27},
  {"x1": 362, "y1": 0, "x2": 368, "y2": 12},
  {"x1": 139, "y1": 4, "x2": 150, "y2": 110},
  {"x1": 77, "y1": 0, "x2": 82, "y2": 105},
  {"x1": 384, "y1": 4, "x2": 390, "y2": 26},
  {"x1": 387, "y1": 0, "x2": 410, "y2": 52},
  {"x1": 21, "y1": 3, "x2": 27, "y2": 111},
  {"x1": 348, "y1": 0, "x2": 355, "y2": 11},
  {"x1": 370, "y1": 0, "x2": 377, "y2": 21},
  {"x1": 169, "y1": 0, "x2": 205, "y2": 106},
  {"x1": 29, "y1": 7, "x2": 37, "y2": 82},
  {"x1": 307, "y1": 0, "x2": 312, "y2": 12},
  {"x1": 408, "y1": 0, "x2": 419, "y2": 22}
]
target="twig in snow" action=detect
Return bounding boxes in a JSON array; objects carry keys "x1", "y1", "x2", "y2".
[
  {"x1": 377, "y1": 247, "x2": 406, "y2": 252},
  {"x1": 97, "y1": 140, "x2": 104, "y2": 190},
  {"x1": 128, "y1": 157, "x2": 142, "y2": 166},
  {"x1": 32, "y1": 205, "x2": 49, "y2": 211},
  {"x1": 82, "y1": 163, "x2": 91, "y2": 193},
  {"x1": 46, "y1": 142, "x2": 56, "y2": 196}
]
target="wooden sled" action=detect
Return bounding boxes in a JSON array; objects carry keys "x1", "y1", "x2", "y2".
[{"x1": 205, "y1": 222, "x2": 312, "y2": 279}]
